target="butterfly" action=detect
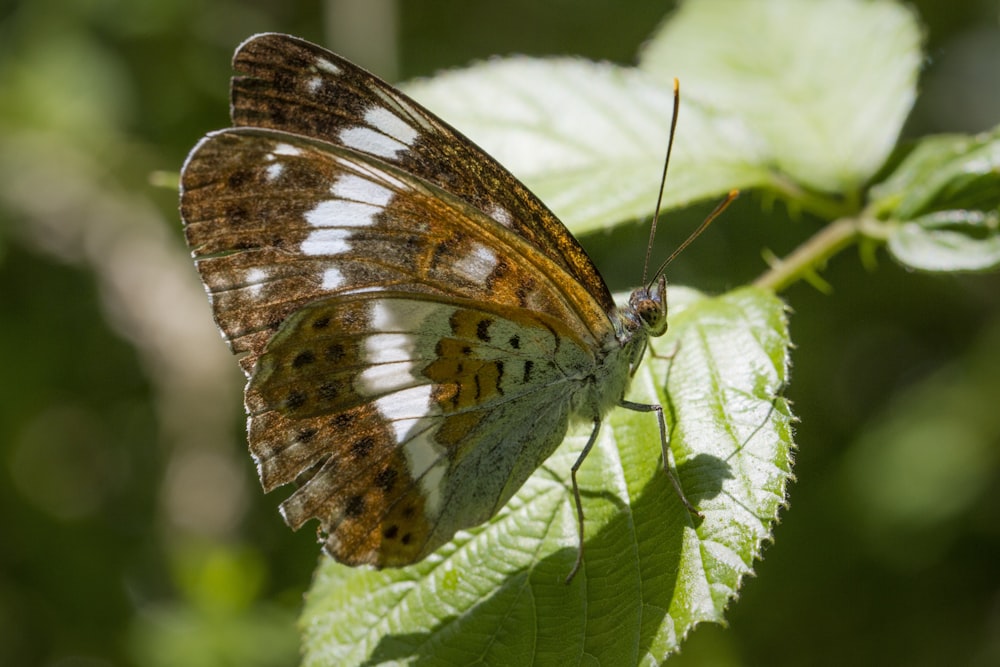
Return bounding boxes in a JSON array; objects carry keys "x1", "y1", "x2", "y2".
[{"x1": 180, "y1": 33, "x2": 701, "y2": 577}]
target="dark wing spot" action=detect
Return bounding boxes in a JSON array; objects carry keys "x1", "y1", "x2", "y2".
[
  {"x1": 227, "y1": 169, "x2": 252, "y2": 189},
  {"x1": 295, "y1": 427, "x2": 318, "y2": 443},
  {"x1": 383, "y1": 525, "x2": 399, "y2": 539},
  {"x1": 326, "y1": 342, "x2": 345, "y2": 361},
  {"x1": 400, "y1": 532, "x2": 412, "y2": 545},
  {"x1": 476, "y1": 318, "x2": 491, "y2": 342},
  {"x1": 514, "y1": 278, "x2": 534, "y2": 306},
  {"x1": 430, "y1": 235, "x2": 458, "y2": 270},
  {"x1": 344, "y1": 494, "x2": 365, "y2": 518},
  {"x1": 331, "y1": 412, "x2": 355, "y2": 429},
  {"x1": 227, "y1": 203, "x2": 250, "y2": 225},
  {"x1": 312, "y1": 315, "x2": 331, "y2": 329},
  {"x1": 292, "y1": 350, "x2": 316, "y2": 368},
  {"x1": 522, "y1": 360, "x2": 534, "y2": 384},
  {"x1": 374, "y1": 467, "x2": 397, "y2": 493},
  {"x1": 541, "y1": 320, "x2": 560, "y2": 352},
  {"x1": 508, "y1": 335, "x2": 520, "y2": 350},
  {"x1": 351, "y1": 435, "x2": 375, "y2": 458},
  {"x1": 286, "y1": 390, "x2": 307, "y2": 410},
  {"x1": 318, "y1": 382, "x2": 339, "y2": 401}
]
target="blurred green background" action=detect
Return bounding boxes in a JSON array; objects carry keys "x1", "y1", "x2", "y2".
[{"x1": 1, "y1": 1, "x2": 998, "y2": 665}]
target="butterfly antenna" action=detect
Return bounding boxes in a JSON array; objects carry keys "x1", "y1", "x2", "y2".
[
  {"x1": 648, "y1": 189, "x2": 739, "y2": 285},
  {"x1": 642, "y1": 78, "x2": 682, "y2": 286}
]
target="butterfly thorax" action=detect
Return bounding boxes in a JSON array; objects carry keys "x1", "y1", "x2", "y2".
[{"x1": 572, "y1": 275, "x2": 668, "y2": 423}]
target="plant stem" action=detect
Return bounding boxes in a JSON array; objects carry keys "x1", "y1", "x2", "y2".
[
  {"x1": 767, "y1": 173, "x2": 859, "y2": 222},
  {"x1": 753, "y1": 215, "x2": 890, "y2": 293}
]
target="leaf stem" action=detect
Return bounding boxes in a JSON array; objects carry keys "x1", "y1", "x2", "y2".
[
  {"x1": 753, "y1": 213, "x2": 892, "y2": 293},
  {"x1": 766, "y1": 173, "x2": 860, "y2": 221}
]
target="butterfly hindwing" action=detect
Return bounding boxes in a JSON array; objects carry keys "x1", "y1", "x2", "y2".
[
  {"x1": 245, "y1": 292, "x2": 594, "y2": 566},
  {"x1": 229, "y1": 32, "x2": 615, "y2": 314}
]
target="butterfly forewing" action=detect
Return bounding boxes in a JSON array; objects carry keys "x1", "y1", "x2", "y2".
[
  {"x1": 182, "y1": 127, "x2": 612, "y2": 374},
  {"x1": 229, "y1": 33, "x2": 615, "y2": 314}
]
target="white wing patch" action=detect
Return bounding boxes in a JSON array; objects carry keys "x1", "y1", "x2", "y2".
[
  {"x1": 276, "y1": 145, "x2": 417, "y2": 256},
  {"x1": 272, "y1": 143, "x2": 302, "y2": 157},
  {"x1": 374, "y1": 385, "x2": 435, "y2": 443},
  {"x1": 314, "y1": 58, "x2": 342, "y2": 76},
  {"x1": 453, "y1": 243, "x2": 499, "y2": 283},
  {"x1": 245, "y1": 267, "x2": 269, "y2": 297},
  {"x1": 369, "y1": 299, "x2": 434, "y2": 330},
  {"x1": 320, "y1": 267, "x2": 345, "y2": 290},
  {"x1": 372, "y1": 87, "x2": 436, "y2": 132},
  {"x1": 488, "y1": 204, "x2": 513, "y2": 226},
  {"x1": 332, "y1": 173, "x2": 395, "y2": 207},
  {"x1": 340, "y1": 105, "x2": 421, "y2": 159},
  {"x1": 365, "y1": 333, "x2": 416, "y2": 365},
  {"x1": 364, "y1": 299, "x2": 449, "y2": 516},
  {"x1": 265, "y1": 162, "x2": 285, "y2": 181},
  {"x1": 302, "y1": 172, "x2": 397, "y2": 229},
  {"x1": 365, "y1": 106, "x2": 420, "y2": 145},
  {"x1": 360, "y1": 364, "x2": 415, "y2": 394},
  {"x1": 419, "y1": 457, "x2": 446, "y2": 517},
  {"x1": 304, "y1": 199, "x2": 377, "y2": 228},
  {"x1": 301, "y1": 228, "x2": 352, "y2": 256},
  {"x1": 339, "y1": 127, "x2": 408, "y2": 160},
  {"x1": 374, "y1": 384, "x2": 447, "y2": 517},
  {"x1": 263, "y1": 143, "x2": 299, "y2": 181},
  {"x1": 360, "y1": 332, "x2": 419, "y2": 394}
]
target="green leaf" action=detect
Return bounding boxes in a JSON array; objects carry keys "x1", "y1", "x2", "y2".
[
  {"x1": 641, "y1": 0, "x2": 923, "y2": 195},
  {"x1": 886, "y1": 210, "x2": 1000, "y2": 272},
  {"x1": 300, "y1": 287, "x2": 794, "y2": 666},
  {"x1": 872, "y1": 126, "x2": 1000, "y2": 272},
  {"x1": 404, "y1": 57, "x2": 770, "y2": 234},
  {"x1": 404, "y1": 0, "x2": 923, "y2": 233},
  {"x1": 641, "y1": 0, "x2": 922, "y2": 193},
  {"x1": 871, "y1": 126, "x2": 1000, "y2": 219}
]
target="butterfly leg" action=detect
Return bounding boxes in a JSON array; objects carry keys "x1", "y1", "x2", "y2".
[
  {"x1": 620, "y1": 399, "x2": 702, "y2": 517},
  {"x1": 647, "y1": 337, "x2": 681, "y2": 363},
  {"x1": 565, "y1": 417, "x2": 602, "y2": 584}
]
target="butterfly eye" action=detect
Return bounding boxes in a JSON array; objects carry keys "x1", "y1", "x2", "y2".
[
  {"x1": 627, "y1": 276, "x2": 668, "y2": 336},
  {"x1": 638, "y1": 299, "x2": 666, "y2": 332}
]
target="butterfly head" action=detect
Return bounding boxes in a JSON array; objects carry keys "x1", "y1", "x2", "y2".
[{"x1": 625, "y1": 274, "x2": 668, "y2": 339}]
